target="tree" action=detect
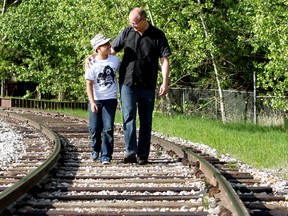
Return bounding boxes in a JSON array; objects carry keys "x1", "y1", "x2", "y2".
[
  {"x1": 232, "y1": 0, "x2": 288, "y2": 110},
  {"x1": 0, "y1": 0, "x2": 22, "y2": 97},
  {"x1": 1, "y1": 0, "x2": 127, "y2": 100},
  {"x1": 0, "y1": 0, "x2": 287, "y2": 112},
  {"x1": 197, "y1": 0, "x2": 227, "y2": 122}
]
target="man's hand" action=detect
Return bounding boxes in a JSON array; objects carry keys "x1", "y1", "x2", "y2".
[
  {"x1": 159, "y1": 83, "x2": 168, "y2": 96},
  {"x1": 85, "y1": 53, "x2": 97, "y2": 69}
]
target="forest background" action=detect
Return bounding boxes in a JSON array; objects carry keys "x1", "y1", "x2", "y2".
[{"x1": 0, "y1": 0, "x2": 287, "y2": 117}]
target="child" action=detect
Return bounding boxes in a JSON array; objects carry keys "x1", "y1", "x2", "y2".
[{"x1": 85, "y1": 34, "x2": 120, "y2": 165}]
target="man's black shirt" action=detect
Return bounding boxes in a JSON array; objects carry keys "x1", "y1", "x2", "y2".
[{"x1": 111, "y1": 24, "x2": 171, "y2": 89}]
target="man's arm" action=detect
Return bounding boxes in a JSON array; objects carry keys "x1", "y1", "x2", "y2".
[{"x1": 159, "y1": 56, "x2": 170, "y2": 96}]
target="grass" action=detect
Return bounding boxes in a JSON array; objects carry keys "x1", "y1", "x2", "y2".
[{"x1": 56, "y1": 108, "x2": 288, "y2": 179}]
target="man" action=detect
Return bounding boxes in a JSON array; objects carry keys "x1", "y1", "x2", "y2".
[{"x1": 111, "y1": 7, "x2": 171, "y2": 165}]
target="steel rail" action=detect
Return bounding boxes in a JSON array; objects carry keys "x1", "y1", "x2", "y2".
[
  {"x1": 0, "y1": 111, "x2": 62, "y2": 214},
  {"x1": 152, "y1": 136, "x2": 250, "y2": 216},
  {"x1": 0, "y1": 109, "x2": 250, "y2": 215}
]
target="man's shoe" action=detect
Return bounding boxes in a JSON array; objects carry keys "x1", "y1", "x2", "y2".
[
  {"x1": 123, "y1": 155, "x2": 137, "y2": 163},
  {"x1": 138, "y1": 159, "x2": 148, "y2": 165}
]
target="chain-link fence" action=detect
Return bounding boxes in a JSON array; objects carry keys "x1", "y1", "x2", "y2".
[{"x1": 155, "y1": 88, "x2": 287, "y2": 126}]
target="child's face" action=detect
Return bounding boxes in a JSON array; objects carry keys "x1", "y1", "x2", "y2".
[{"x1": 97, "y1": 42, "x2": 111, "y2": 54}]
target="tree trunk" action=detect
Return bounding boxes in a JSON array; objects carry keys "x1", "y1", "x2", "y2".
[
  {"x1": 58, "y1": 90, "x2": 64, "y2": 102},
  {"x1": 197, "y1": 0, "x2": 227, "y2": 123},
  {"x1": 2, "y1": 0, "x2": 8, "y2": 14},
  {"x1": 1, "y1": 1, "x2": 7, "y2": 97},
  {"x1": 1, "y1": 80, "x2": 4, "y2": 97}
]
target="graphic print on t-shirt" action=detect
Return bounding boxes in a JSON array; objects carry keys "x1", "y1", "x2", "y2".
[{"x1": 97, "y1": 65, "x2": 116, "y2": 88}]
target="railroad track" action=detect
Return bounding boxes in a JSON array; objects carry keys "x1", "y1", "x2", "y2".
[{"x1": 0, "y1": 108, "x2": 287, "y2": 215}]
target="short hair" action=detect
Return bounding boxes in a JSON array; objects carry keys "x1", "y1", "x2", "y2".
[
  {"x1": 131, "y1": 7, "x2": 147, "y2": 19},
  {"x1": 139, "y1": 9, "x2": 147, "y2": 18}
]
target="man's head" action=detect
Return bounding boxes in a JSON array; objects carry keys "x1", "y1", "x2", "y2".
[{"x1": 129, "y1": 8, "x2": 148, "y2": 33}]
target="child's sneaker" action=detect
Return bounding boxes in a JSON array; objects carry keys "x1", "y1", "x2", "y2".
[
  {"x1": 101, "y1": 156, "x2": 111, "y2": 165},
  {"x1": 91, "y1": 151, "x2": 99, "y2": 161},
  {"x1": 102, "y1": 160, "x2": 110, "y2": 165}
]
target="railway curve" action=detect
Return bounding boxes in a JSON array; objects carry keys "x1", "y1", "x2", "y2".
[{"x1": 0, "y1": 108, "x2": 287, "y2": 215}]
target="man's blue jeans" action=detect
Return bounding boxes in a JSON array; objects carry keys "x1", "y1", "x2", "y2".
[
  {"x1": 120, "y1": 84, "x2": 155, "y2": 160},
  {"x1": 88, "y1": 99, "x2": 117, "y2": 161}
]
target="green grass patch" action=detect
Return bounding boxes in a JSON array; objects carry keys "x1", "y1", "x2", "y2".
[
  {"x1": 55, "y1": 109, "x2": 288, "y2": 178},
  {"x1": 152, "y1": 112, "x2": 288, "y2": 176}
]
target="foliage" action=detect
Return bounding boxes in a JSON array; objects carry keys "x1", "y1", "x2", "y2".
[
  {"x1": 1, "y1": 0, "x2": 128, "y2": 100},
  {"x1": 0, "y1": 0, "x2": 287, "y2": 110},
  {"x1": 231, "y1": 0, "x2": 288, "y2": 110}
]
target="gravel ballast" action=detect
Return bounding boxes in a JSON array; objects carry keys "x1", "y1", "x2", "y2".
[
  {"x1": 1, "y1": 116, "x2": 287, "y2": 204},
  {"x1": 0, "y1": 118, "x2": 26, "y2": 168}
]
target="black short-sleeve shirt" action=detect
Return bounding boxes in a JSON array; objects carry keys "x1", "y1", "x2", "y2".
[{"x1": 111, "y1": 24, "x2": 171, "y2": 89}]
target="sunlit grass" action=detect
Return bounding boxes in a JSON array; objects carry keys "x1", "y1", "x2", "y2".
[
  {"x1": 152, "y1": 112, "x2": 287, "y2": 176},
  {"x1": 56, "y1": 108, "x2": 288, "y2": 178}
]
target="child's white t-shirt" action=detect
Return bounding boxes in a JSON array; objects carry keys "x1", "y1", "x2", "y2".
[{"x1": 85, "y1": 55, "x2": 120, "y2": 100}]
